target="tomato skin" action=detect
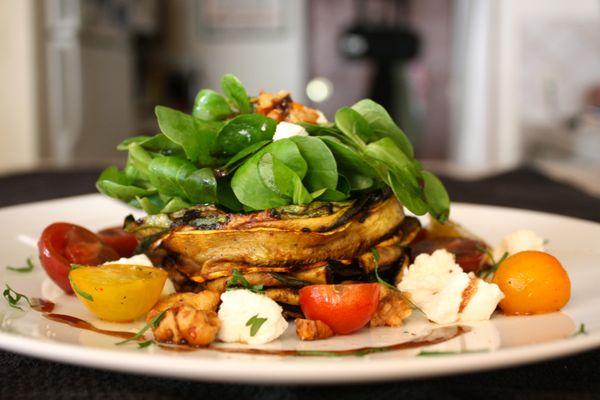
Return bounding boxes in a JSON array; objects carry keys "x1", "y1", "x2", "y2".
[
  {"x1": 97, "y1": 227, "x2": 138, "y2": 258},
  {"x1": 299, "y1": 283, "x2": 380, "y2": 335},
  {"x1": 38, "y1": 223, "x2": 119, "y2": 294},
  {"x1": 493, "y1": 251, "x2": 571, "y2": 315}
]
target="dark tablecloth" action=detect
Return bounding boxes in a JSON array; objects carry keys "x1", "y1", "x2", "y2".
[{"x1": 0, "y1": 167, "x2": 599, "y2": 400}]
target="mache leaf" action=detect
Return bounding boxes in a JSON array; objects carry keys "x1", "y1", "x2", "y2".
[
  {"x1": 351, "y1": 99, "x2": 414, "y2": 158},
  {"x1": 155, "y1": 106, "x2": 223, "y2": 166},
  {"x1": 193, "y1": 89, "x2": 233, "y2": 121},
  {"x1": 221, "y1": 74, "x2": 252, "y2": 114}
]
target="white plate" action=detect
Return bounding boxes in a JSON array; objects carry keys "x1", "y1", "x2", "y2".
[{"x1": 0, "y1": 194, "x2": 599, "y2": 384}]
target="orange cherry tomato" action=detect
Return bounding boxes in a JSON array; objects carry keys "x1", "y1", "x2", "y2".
[
  {"x1": 493, "y1": 251, "x2": 571, "y2": 315},
  {"x1": 299, "y1": 283, "x2": 380, "y2": 334},
  {"x1": 97, "y1": 227, "x2": 138, "y2": 258},
  {"x1": 38, "y1": 223, "x2": 119, "y2": 294}
]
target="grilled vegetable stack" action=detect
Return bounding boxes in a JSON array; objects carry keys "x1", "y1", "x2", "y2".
[{"x1": 97, "y1": 74, "x2": 449, "y2": 315}]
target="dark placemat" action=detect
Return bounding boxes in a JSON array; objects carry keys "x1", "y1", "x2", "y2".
[{"x1": 0, "y1": 167, "x2": 599, "y2": 400}]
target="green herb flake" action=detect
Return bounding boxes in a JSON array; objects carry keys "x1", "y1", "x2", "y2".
[
  {"x1": 572, "y1": 323, "x2": 588, "y2": 337},
  {"x1": 476, "y1": 245, "x2": 509, "y2": 280},
  {"x1": 2, "y1": 284, "x2": 32, "y2": 311},
  {"x1": 137, "y1": 340, "x2": 156, "y2": 349},
  {"x1": 6, "y1": 258, "x2": 35, "y2": 273},
  {"x1": 372, "y1": 247, "x2": 395, "y2": 291},
  {"x1": 116, "y1": 309, "x2": 168, "y2": 346},
  {"x1": 68, "y1": 276, "x2": 94, "y2": 302},
  {"x1": 226, "y1": 269, "x2": 264, "y2": 294},
  {"x1": 417, "y1": 349, "x2": 488, "y2": 357},
  {"x1": 371, "y1": 248, "x2": 424, "y2": 314},
  {"x1": 246, "y1": 314, "x2": 267, "y2": 337}
]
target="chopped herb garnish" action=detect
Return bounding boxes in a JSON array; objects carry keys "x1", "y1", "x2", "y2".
[
  {"x1": 6, "y1": 258, "x2": 35, "y2": 273},
  {"x1": 70, "y1": 264, "x2": 84, "y2": 270},
  {"x1": 476, "y1": 245, "x2": 508, "y2": 279},
  {"x1": 226, "y1": 269, "x2": 264, "y2": 294},
  {"x1": 116, "y1": 309, "x2": 168, "y2": 346},
  {"x1": 372, "y1": 248, "x2": 423, "y2": 313},
  {"x1": 2, "y1": 284, "x2": 32, "y2": 311},
  {"x1": 68, "y1": 276, "x2": 94, "y2": 302},
  {"x1": 572, "y1": 323, "x2": 588, "y2": 337},
  {"x1": 417, "y1": 349, "x2": 488, "y2": 357},
  {"x1": 137, "y1": 340, "x2": 156, "y2": 349},
  {"x1": 372, "y1": 247, "x2": 396, "y2": 291},
  {"x1": 246, "y1": 314, "x2": 267, "y2": 337}
]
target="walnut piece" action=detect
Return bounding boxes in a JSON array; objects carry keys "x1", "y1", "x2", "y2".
[
  {"x1": 295, "y1": 318, "x2": 335, "y2": 341},
  {"x1": 252, "y1": 91, "x2": 320, "y2": 123},
  {"x1": 148, "y1": 291, "x2": 221, "y2": 346},
  {"x1": 369, "y1": 285, "x2": 412, "y2": 328}
]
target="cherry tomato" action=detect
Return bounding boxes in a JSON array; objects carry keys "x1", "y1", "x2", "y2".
[
  {"x1": 97, "y1": 227, "x2": 138, "y2": 258},
  {"x1": 493, "y1": 251, "x2": 571, "y2": 315},
  {"x1": 38, "y1": 223, "x2": 119, "y2": 294},
  {"x1": 410, "y1": 237, "x2": 487, "y2": 273},
  {"x1": 299, "y1": 283, "x2": 380, "y2": 334}
]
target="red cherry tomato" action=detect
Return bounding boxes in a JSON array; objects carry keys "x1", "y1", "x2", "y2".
[
  {"x1": 299, "y1": 283, "x2": 380, "y2": 335},
  {"x1": 38, "y1": 223, "x2": 119, "y2": 293},
  {"x1": 97, "y1": 227, "x2": 138, "y2": 258},
  {"x1": 410, "y1": 237, "x2": 487, "y2": 273}
]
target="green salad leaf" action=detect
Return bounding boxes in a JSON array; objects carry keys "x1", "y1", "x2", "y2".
[
  {"x1": 193, "y1": 89, "x2": 233, "y2": 121},
  {"x1": 97, "y1": 73, "x2": 450, "y2": 220},
  {"x1": 221, "y1": 74, "x2": 252, "y2": 114}
]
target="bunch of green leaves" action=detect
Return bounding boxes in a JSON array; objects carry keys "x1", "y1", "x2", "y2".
[
  {"x1": 97, "y1": 73, "x2": 450, "y2": 221},
  {"x1": 301, "y1": 100, "x2": 450, "y2": 220}
]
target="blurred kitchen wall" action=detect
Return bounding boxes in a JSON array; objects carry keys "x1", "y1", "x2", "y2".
[
  {"x1": 0, "y1": 0, "x2": 598, "y2": 193},
  {"x1": 0, "y1": 0, "x2": 39, "y2": 172}
]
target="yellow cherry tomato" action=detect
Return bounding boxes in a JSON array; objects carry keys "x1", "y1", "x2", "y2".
[
  {"x1": 69, "y1": 264, "x2": 167, "y2": 322},
  {"x1": 492, "y1": 251, "x2": 570, "y2": 315}
]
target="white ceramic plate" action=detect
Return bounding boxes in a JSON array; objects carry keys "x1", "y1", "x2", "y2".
[{"x1": 0, "y1": 194, "x2": 599, "y2": 384}]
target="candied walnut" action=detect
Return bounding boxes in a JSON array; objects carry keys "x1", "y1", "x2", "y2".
[
  {"x1": 148, "y1": 291, "x2": 221, "y2": 346},
  {"x1": 252, "y1": 90, "x2": 320, "y2": 123},
  {"x1": 369, "y1": 285, "x2": 412, "y2": 328},
  {"x1": 295, "y1": 318, "x2": 335, "y2": 341}
]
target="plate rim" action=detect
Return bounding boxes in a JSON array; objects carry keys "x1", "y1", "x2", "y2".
[{"x1": 0, "y1": 194, "x2": 599, "y2": 383}]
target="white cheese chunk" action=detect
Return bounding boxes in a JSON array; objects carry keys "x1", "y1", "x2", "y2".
[
  {"x1": 217, "y1": 289, "x2": 288, "y2": 345},
  {"x1": 398, "y1": 249, "x2": 504, "y2": 324},
  {"x1": 272, "y1": 122, "x2": 308, "y2": 141},
  {"x1": 103, "y1": 254, "x2": 153, "y2": 267},
  {"x1": 494, "y1": 229, "x2": 546, "y2": 260},
  {"x1": 460, "y1": 277, "x2": 504, "y2": 322}
]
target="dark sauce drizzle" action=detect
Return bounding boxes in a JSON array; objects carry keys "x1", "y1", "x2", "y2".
[{"x1": 33, "y1": 299, "x2": 467, "y2": 357}]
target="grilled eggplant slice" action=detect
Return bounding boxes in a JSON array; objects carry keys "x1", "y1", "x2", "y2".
[{"x1": 127, "y1": 191, "x2": 405, "y2": 281}]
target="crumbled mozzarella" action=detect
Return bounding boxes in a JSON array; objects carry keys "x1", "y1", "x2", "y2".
[
  {"x1": 398, "y1": 249, "x2": 503, "y2": 324},
  {"x1": 494, "y1": 229, "x2": 546, "y2": 259},
  {"x1": 217, "y1": 289, "x2": 288, "y2": 345},
  {"x1": 103, "y1": 254, "x2": 153, "y2": 267},
  {"x1": 460, "y1": 277, "x2": 504, "y2": 322},
  {"x1": 272, "y1": 122, "x2": 308, "y2": 141}
]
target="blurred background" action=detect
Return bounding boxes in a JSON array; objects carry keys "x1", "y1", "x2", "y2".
[{"x1": 1, "y1": 0, "x2": 600, "y2": 196}]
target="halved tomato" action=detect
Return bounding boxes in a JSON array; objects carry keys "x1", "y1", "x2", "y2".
[
  {"x1": 38, "y1": 223, "x2": 119, "y2": 293},
  {"x1": 98, "y1": 227, "x2": 138, "y2": 258},
  {"x1": 69, "y1": 264, "x2": 167, "y2": 322},
  {"x1": 299, "y1": 283, "x2": 380, "y2": 335}
]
